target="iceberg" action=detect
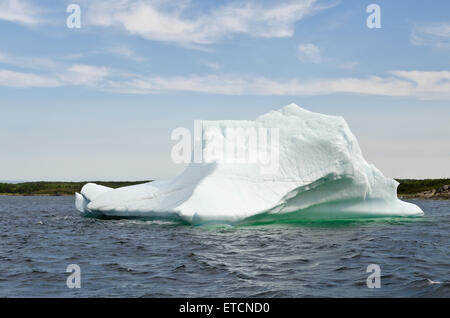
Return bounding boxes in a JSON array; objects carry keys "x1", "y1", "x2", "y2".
[{"x1": 75, "y1": 104, "x2": 423, "y2": 224}]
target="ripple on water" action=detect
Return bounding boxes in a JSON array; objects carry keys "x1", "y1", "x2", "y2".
[{"x1": 0, "y1": 196, "x2": 448, "y2": 297}]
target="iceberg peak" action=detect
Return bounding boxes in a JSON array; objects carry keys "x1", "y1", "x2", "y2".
[{"x1": 279, "y1": 103, "x2": 310, "y2": 113}]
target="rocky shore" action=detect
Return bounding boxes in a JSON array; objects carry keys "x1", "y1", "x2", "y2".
[{"x1": 400, "y1": 185, "x2": 450, "y2": 200}]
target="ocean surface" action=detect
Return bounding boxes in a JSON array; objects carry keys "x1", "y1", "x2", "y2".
[{"x1": 0, "y1": 196, "x2": 448, "y2": 297}]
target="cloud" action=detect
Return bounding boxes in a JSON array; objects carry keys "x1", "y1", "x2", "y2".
[
  {"x1": 389, "y1": 70, "x2": 450, "y2": 99},
  {"x1": 297, "y1": 43, "x2": 326, "y2": 63},
  {"x1": 338, "y1": 61, "x2": 360, "y2": 70},
  {"x1": 0, "y1": 51, "x2": 60, "y2": 70},
  {"x1": 85, "y1": 0, "x2": 330, "y2": 45},
  {"x1": 296, "y1": 43, "x2": 358, "y2": 68},
  {"x1": 201, "y1": 61, "x2": 221, "y2": 71},
  {"x1": 1, "y1": 51, "x2": 449, "y2": 100},
  {"x1": 108, "y1": 45, "x2": 146, "y2": 62},
  {"x1": 59, "y1": 64, "x2": 110, "y2": 86},
  {"x1": 411, "y1": 22, "x2": 450, "y2": 48},
  {"x1": 0, "y1": 64, "x2": 110, "y2": 88},
  {"x1": 0, "y1": 50, "x2": 110, "y2": 88},
  {"x1": 101, "y1": 71, "x2": 450, "y2": 100},
  {"x1": 57, "y1": 46, "x2": 147, "y2": 63},
  {"x1": 0, "y1": 0, "x2": 44, "y2": 25},
  {"x1": 0, "y1": 69, "x2": 61, "y2": 88}
]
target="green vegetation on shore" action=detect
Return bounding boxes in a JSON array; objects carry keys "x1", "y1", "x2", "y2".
[
  {"x1": 395, "y1": 179, "x2": 450, "y2": 195},
  {"x1": 0, "y1": 179, "x2": 448, "y2": 197},
  {"x1": 0, "y1": 181, "x2": 150, "y2": 196}
]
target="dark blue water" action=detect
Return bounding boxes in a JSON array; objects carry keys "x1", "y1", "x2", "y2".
[{"x1": 0, "y1": 196, "x2": 448, "y2": 297}]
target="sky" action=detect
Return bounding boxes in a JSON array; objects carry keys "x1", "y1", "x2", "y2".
[{"x1": 0, "y1": 0, "x2": 449, "y2": 181}]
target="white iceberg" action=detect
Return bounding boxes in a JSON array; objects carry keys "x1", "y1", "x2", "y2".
[{"x1": 75, "y1": 104, "x2": 423, "y2": 224}]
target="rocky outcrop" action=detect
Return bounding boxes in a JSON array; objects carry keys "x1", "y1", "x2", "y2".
[{"x1": 414, "y1": 185, "x2": 450, "y2": 199}]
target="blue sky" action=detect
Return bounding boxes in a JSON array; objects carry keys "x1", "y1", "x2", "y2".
[{"x1": 0, "y1": 0, "x2": 449, "y2": 181}]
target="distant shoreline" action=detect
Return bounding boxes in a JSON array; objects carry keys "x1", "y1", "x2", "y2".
[
  {"x1": 0, "y1": 179, "x2": 449, "y2": 199},
  {"x1": 396, "y1": 179, "x2": 450, "y2": 200},
  {"x1": 0, "y1": 181, "x2": 151, "y2": 197}
]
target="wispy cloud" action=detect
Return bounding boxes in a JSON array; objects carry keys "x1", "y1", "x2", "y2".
[
  {"x1": 108, "y1": 45, "x2": 147, "y2": 62},
  {"x1": 0, "y1": 64, "x2": 110, "y2": 88},
  {"x1": 201, "y1": 61, "x2": 221, "y2": 71},
  {"x1": 0, "y1": 50, "x2": 110, "y2": 88},
  {"x1": 0, "y1": 69, "x2": 60, "y2": 87},
  {"x1": 84, "y1": 0, "x2": 331, "y2": 46},
  {"x1": 1, "y1": 51, "x2": 449, "y2": 100},
  {"x1": 338, "y1": 61, "x2": 360, "y2": 70},
  {"x1": 58, "y1": 46, "x2": 147, "y2": 63},
  {"x1": 103, "y1": 71, "x2": 450, "y2": 100},
  {"x1": 411, "y1": 22, "x2": 450, "y2": 48},
  {"x1": 297, "y1": 43, "x2": 327, "y2": 63},
  {"x1": 0, "y1": 51, "x2": 60, "y2": 70},
  {"x1": 0, "y1": 0, "x2": 45, "y2": 25},
  {"x1": 58, "y1": 64, "x2": 110, "y2": 86},
  {"x1": 296, "y1": 43, "x2": 358, "y2": 68}
]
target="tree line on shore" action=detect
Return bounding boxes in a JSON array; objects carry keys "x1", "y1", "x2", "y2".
[
  {"x1": 0, "y1": 181, "x2": 150, "y2": 196},
  {"x1": 0, "y1": 179, "x2": 448, "y2": 197}
]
